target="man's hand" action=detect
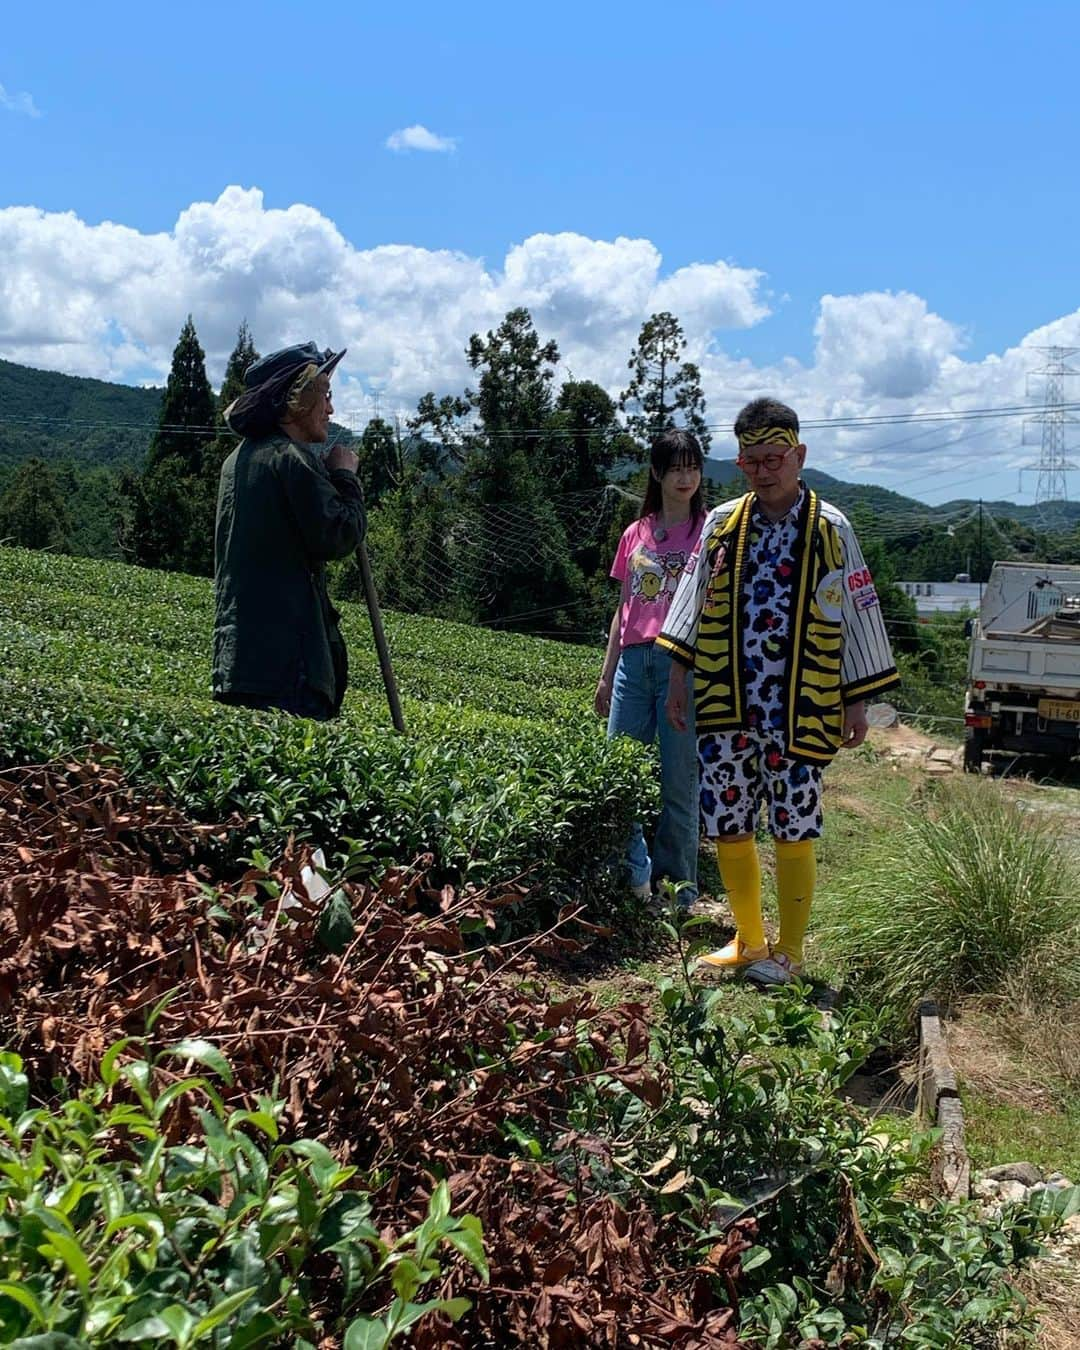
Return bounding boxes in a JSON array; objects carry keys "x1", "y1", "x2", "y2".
[
  {"x1": 326, "y1": 442, "x2": 359, "y2": 475},
  {"x1": 594, "y1": 675, "x2": 613, "y2": 719},
  {"x1": 666, "y1": 663, "x2": 690, "y2": 732},
  {"x1": 842, "y1": 700, "x2": 869, "y2": 749}
]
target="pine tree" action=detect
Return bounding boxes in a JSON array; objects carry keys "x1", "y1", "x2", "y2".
[
  {"x1": 545, "y1": 380, "x2": 624, "y2": 492},
  {"x1": 132, "y1": 316, "x2": 217, "y2": 572},
  {"x1": 180, "y1": 322, "x2": 263, "y2": 576},
  {"x1": 465, "y1": 307, "x2": 560, "y2": 504},
  {"x1": 216, "y1": 320, "x2": 259, "y2": 423},
  {"x1": 0, "y1": 458, "x2": 72, "y2": 551},
  {"x1": 356, "y1": 417, "x2": 403, "y2": 506},
  {"x1": 146, "y1": 316, "x2": 216, "y2": 475},
  {"x1": 619, "y1": 312, "x2": 710, "y2": 451},
  {"x1": 405, "y1": 308, "x2": 586, "y2": 629}
]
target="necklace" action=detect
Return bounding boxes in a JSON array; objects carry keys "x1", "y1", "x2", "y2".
[{"x1": 655, "y1": 512, "x2": 690, "y2": 543}]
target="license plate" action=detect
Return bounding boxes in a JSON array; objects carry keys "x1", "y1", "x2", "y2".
[{"x1": 1038, "y1": 698, "x2": 1080, "y2": 722}]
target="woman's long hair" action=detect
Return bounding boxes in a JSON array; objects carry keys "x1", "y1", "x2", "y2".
[{"x1": 640, "y1": 428, "x2": 706, "y2": 522}]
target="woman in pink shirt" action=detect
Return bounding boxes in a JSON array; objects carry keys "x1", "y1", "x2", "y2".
[{"x1": 595, "y1": 429, "x2": 706, "y2": 907}]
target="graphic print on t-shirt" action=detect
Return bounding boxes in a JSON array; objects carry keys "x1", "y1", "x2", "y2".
[{"x1": 629, "y1": 545, "x2": 691, "y2": 603}]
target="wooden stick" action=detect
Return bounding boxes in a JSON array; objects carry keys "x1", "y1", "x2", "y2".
[{"x1": 356, "y1": 540, "x2": 406, "y2": 733}]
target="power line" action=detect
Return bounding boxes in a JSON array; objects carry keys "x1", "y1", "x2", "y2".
[{"x1": 5, "y1": 399, "x2": 1080, "y2": 441}]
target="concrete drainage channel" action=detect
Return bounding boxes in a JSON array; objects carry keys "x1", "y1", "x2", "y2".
[
  {"x1": 917, "y1": 999, "x2": 970, "y2": 1198},
  {"x1": 918, "y1": 998, "x2": 1076, "y2": 1215}
]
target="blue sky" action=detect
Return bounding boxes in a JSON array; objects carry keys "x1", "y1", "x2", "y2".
[{"x1": 3, "y1": 0, "x2": 1079, "y2": 504}]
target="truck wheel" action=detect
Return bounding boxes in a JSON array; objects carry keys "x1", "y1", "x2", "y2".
[{"x1": 963, "y1": 733, "x2": 984, "y2": 774}]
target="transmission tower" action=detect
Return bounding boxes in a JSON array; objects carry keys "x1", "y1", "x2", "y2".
[{"x1": 1019, "y1": 346, "x2": 1080, "y2": 517}]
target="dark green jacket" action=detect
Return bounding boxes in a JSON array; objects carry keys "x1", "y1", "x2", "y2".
[{"x1": 212, "y1": 434, "x2": 366, "y2": 711}]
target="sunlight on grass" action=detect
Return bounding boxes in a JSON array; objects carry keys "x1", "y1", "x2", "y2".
[{"x1": 814, "y1": 776, "x2": 1080, "y2": 1034}]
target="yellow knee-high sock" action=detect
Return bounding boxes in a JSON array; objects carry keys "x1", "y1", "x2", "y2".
[
  {"x1": 715, "y1": 837, "x2": 766, "y2": 951},
  {"x1": 774, "y1": 838, "x2": 816, "y2": 965}
]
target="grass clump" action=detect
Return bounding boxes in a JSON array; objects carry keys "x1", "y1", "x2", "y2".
[{"x1": 816, "y1": 776, "x2": 1080, "y2": 1033}]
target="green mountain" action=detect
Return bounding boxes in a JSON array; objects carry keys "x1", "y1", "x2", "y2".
[{"x1": 0, "y1": 357, "x2": 163, "y2": 471}]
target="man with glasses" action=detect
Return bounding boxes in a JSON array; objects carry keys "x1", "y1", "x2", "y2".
[
  {"x1": 658, "y1": 398, "x2": 898, "y2": 986},
  {"x1": 213, "y1": 342, "x2": 365, "y2": 720}
]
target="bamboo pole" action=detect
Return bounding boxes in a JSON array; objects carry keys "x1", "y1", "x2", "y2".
[{"x1": 355, "y1": 540, "x2": 406, "y2": 734}]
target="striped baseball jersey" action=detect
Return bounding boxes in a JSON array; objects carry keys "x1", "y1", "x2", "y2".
[{"x1": 656, "y1": 488, "x2": 900, "y2": 764}]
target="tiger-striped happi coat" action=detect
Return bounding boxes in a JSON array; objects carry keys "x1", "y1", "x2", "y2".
[{"x1": 656, "y1": 488, "x2": 900, "y2": 765}]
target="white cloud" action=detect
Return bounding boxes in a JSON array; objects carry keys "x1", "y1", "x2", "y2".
[
  {"x1": 0, "y1": 82, "x2": 41, "y2": 118},
  {"x1": 385, "y1": 124, "x2": 456, "y2": 153},
  {"x1": 813, "y1": 291, "x2": 963, "y2": 399},
  {"x1": 0, "y1": 185, "x2": 1076, "y2": 501}
]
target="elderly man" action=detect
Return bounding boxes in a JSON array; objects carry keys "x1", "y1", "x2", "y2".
[
  {"x1": 659, "y1": 397, "x2": 899, "y2": 986},
  {"x1": 212, "y1": 342, "x2": 365, "y2": 720}
]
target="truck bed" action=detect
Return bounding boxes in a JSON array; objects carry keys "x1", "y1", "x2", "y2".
[{"x1": 971, "y1": 631, "x2": 1080, "y2": 696}]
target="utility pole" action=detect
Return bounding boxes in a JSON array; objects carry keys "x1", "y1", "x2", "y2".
[{"x1": 1019, "y1": 346, "x2": 1080, "y2": 521}]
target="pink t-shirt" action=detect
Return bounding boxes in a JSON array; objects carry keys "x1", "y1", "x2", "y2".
[{"x1": 610, "y1": 513, "x2": 704, "y2": 648}]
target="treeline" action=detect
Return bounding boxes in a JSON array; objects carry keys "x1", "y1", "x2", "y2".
[
  {"x1": 1, "y1": 308, "x2": 713, "y2": 640},
  {"x1": 8, "y1": 310, "x2": 1080, "y2": 647}
]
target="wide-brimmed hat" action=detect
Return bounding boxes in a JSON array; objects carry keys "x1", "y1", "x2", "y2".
[
  {"x1": 243, "y1": 342, "x2": 345, "y2": 389},
  {"x1": 224, "y1": 341, "x2": 346, "y2": 437}
]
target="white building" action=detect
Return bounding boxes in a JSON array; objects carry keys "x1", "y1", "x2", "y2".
[{"x1": 895, "y1": 580, "x2": 982, "y2": 617}]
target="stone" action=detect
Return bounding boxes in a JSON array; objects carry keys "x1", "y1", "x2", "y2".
[
  {"x1": 983, "y1": 1162, "x2": 1042, "y2": 1187},
  {"x1": 997, "y1": 1179, "x2": 1030, "y2": 1204},
  {"x1": 1046, "y1": 1172, "x2": 1073, "y2": 1188}
]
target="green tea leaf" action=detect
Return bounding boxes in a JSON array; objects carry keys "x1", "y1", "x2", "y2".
[
  {"x1": 0, "y1": 1280, "x2": 47, "y2": 1326},
  {"x1": 9, "y1": 1335, "x2": 89, "y2": 1349},
  {"x1": 446, "y1": 1215, "x2": 489, "y2": 1280},
  {"x1": 38, "y1": 1228, "x2": 92, "y2": 1294},
  {"x1": 191, "y1": 1288, "x2": 258, "y2": 1340},
  {"x1": 342, "y1": 1317, "x2": 388, "y2": 1350},
  {"x1": 158, "y1": 1040, "x2": 234, "y2": 1086},
  {"x1": 0, "y1": 1052, "x2": 28, "y2": 1118},
  {"x1": 317, "y1": 890, "x2": 355, "y2": 955}
]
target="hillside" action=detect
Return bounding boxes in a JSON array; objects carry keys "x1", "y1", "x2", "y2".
[
  {"x1": 703, "y1": 457, "x2": 954, "y2": 523},
  {"x1": 0, "y1": 544, "x2": 649, "y2": 896},
  {"x1": 0, "y1": 357, "x2": 162, "y2": 470}
]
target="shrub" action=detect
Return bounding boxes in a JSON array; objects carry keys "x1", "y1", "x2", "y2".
[
  {"x1": 5, "y1": 762, "x2": 1076, "y2": 1348},
  {"x1": 0, "y1": 1048, "x2": 484, "y2": 1348},
  {"x1": 0, "y1": 545, "x2": 652, "y2": 904}
]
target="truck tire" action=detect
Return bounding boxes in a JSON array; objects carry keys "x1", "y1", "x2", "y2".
[{"x1": 963, "y1": 733, "x2": 984, "y2": 774}]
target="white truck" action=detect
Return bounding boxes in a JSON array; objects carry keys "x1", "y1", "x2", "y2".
[{"x1": 964, "y1": 561, "x2": 1080, "y2": 771}]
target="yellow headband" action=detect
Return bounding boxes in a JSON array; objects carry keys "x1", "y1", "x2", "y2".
[{"x1": 737, "y1": 425, "x2": 800, "y2": 450}]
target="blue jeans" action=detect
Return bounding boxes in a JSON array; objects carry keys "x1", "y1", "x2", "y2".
[{"x1": 607, "y1": 642, "x2": 699, "y2": 901}]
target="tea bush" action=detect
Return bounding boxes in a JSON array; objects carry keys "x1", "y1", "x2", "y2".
[
  {"x1": 0, "y1": 1048, "x2": 485, "y2": 1348},
  {"x1": 5, "y1": 768, "x2": 1077, "y2": 1349},
  {"x1": 0, "y1": 546, "x2": 652, "y2": 895}
]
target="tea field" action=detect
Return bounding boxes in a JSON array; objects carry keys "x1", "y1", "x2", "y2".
[
  {"x1": 0, "y1": 546, "x2": 651, "y2": 895},
  {"x1": 2, "y1": 545, "x2": 1078, "y2": 1348}
]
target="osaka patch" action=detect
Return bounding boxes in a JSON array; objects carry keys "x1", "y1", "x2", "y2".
[{"x1": 847, "y1": 567, "x2": 874, "y2": 592}]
